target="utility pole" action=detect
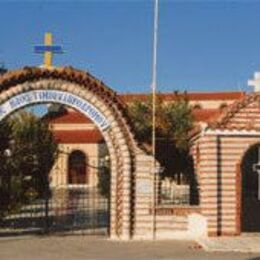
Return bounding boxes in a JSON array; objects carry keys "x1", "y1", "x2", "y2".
[{"x1": 151, "y1": 0, "x2": 159, "y2": 240}]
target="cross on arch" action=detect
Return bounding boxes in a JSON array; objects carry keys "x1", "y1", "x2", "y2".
[{"x1": 34, "y1": 32, "x2": 63, "y2": 68}]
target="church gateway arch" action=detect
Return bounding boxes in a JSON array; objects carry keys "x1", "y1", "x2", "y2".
[
  {"x1": 0, "y1": 66, "x2": 156, "y2": 240},
  {"x1": 4, "y1": 67, "x2": 260, "y2": 240}
]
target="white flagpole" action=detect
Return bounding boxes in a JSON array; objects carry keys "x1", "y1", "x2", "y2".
[{"x1": 152, "y1": 0, "x2": 159, "y2": 239}]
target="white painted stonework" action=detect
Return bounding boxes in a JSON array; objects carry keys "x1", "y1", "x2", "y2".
[
  {"x1": 188, "y1": 213, "x2": 208, "y2": 238},
  {"x1": 248, "y1": 72, "x2": 260, "y2": 92}
]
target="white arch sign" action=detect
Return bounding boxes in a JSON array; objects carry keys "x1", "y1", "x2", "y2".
[{"x1": 0, "y1": 90, "x2": 110, "y2": 130}]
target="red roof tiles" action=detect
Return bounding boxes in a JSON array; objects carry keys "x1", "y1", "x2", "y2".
[
  {"x1": 48, "y1": 92, "x2": 244, "y2": 125},
  {"x1": 53, "y1": 130, "x2": 103, "y2": 144},
  {"x1": 48, "y1": 110, "x2": 92, "y2": 124},
  {"x1": 192, "y1": 109, "x2": 222, "y2": 123},
  {"x1": 119, "y1": 91, "x2": 245, "y2": 103},
  {"x1": 49, "y1": 107, "x2": 223, "y2": 125}
]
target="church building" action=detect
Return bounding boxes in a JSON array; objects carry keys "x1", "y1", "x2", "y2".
[
  {"x1": 47, "y1": 91, "x2": 245, "y2": 190},
  {"x1": 1, "y1": 66, "x2": 260, "y2": 240},
  {"x1": 45, "y1": 87, "x2": 260, "y2": 238}
]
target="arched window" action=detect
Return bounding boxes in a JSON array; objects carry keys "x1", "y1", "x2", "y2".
[{"x1": 68, "y1": 150, "x2": 88, "y2": 184}]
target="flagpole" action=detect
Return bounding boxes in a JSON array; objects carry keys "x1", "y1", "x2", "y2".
[{"x1": 151, "y1": 0, "x2": 159, "y2": 239}]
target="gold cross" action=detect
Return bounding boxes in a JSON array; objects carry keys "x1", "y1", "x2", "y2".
[
  {"x1": 34, "y1": 33, "x2": 63, "y2": 68},
  {"x1": 44, "y1": 33, "x2": 53, "y2": 67}
]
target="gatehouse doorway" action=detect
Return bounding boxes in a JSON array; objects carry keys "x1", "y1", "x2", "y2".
[{"x1": 241, "y1": 143, "x2": 260, "y2": 232}]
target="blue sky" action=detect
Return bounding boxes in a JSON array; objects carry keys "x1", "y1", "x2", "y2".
[{"x1": 0, "y1": 0, "x2": 260, "y2": 94}]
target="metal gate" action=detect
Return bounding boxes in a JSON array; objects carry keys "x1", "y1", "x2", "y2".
[{"x1": 0, "y1": 178, "x2": 110, "y2": 237}]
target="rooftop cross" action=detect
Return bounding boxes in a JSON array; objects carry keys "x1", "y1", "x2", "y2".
[
  {"x1": 248, "y1": 72, "x2": 260, "y2": 92},
  {"x1": 34, "y1": 33, "x2": 63, "y2": 68}
]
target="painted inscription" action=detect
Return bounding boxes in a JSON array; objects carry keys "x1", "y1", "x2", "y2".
[{"x1": 0, "y1": 90, "x2": 110, "y2": 130}]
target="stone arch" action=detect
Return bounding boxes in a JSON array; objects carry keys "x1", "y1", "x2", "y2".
[{"x1": 0, "y1": 67, "x2": 155, "y2": 240}]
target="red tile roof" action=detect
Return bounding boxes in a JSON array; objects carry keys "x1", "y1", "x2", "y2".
[
  {"x1": 49, "y1": 107, "x2": 222, "y2": 125},
  {"x1": 53, "y1": 130, "x2": 104, "y2": 144},
  {"x1": 48, "y1": 110, "x2": 92, "y2": 124},
  {"x1": 119, "y1": 91, "x2": 245, "y2": 103},
  {"x1": 51, "y1": 108, "x2": 222, "y2": 145},
  {"x1": 47, "y1": 92, "x2": 244, "y2": 125},
  {"x1": 192, "y1": 109, "x2": 222, "y2": 123}
]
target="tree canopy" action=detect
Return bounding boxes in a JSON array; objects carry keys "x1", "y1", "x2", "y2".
[
  {"x1": 0, "y1": 110, "x2": 58, "y2": 217},
  {"x1": 127, "y1": 93, "x2": 195, "y2": 182},
  {"x1": 127, "y1": 93, "x2": 194, "y2": 150}
]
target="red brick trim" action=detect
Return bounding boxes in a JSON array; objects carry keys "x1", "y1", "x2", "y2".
[
  {"x1": 120, "y1": 92, "x2": 245, "y2": 102},
  {"x1": 208, "y1": 231, "x2": 239, "y2": 237},
  {"x1": 152, "y1": 206, "x2": 201, "y2": 216}
]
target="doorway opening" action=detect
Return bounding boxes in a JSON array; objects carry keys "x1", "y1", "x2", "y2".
[
  {"x1": 68, "y1": 150, "x2": 88, "y2": 185},
  {"x1": 241, "y1": 143, "x2": 260, "y2": 232}
]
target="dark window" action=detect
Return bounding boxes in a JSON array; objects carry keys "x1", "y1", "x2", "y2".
[{"x1": 68, "y1": 150, "x2": 87, "y2": 184}]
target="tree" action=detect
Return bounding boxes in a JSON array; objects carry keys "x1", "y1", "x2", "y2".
[
  {"x1": 127, "y1": 93, "x2": 194, "y2": 182},
  {"x1": 9, "y1": 111, "x2": 58, "y2": 197},
  {"x1": 0, "y1": 64, "x2": 7, "y2": 75},
  {"x1": 0, "y1": 120, "x2": 15, "y2": 217},
  {"x1": 97, "y1": 144, "x2": 111, "y2": 199},
  {"x1": 0, "y1": 110, "x2": 58, "y2": 218},
  {"x1": 164, "y1": 94, "x2": 194, "y2": 150}
]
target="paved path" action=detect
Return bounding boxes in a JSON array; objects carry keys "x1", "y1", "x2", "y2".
[
  {"x1": 0, "y1": 235, "x2": 259, "y2": 260},
  {"x1": 198, "y1": 235, "x2": 260, "y2": 253}
]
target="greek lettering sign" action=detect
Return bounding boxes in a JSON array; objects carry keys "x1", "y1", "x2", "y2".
[{"x1": 0, "y1": 90, "x2": 110, "y2": 130}]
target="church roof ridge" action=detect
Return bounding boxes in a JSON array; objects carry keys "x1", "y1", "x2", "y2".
[
  {"x1": 119, "y1": 91, "x2": 246, "y2": 102},
  {"x1": 207, "y1": 92, "x2": 260, "y2": 130}
]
